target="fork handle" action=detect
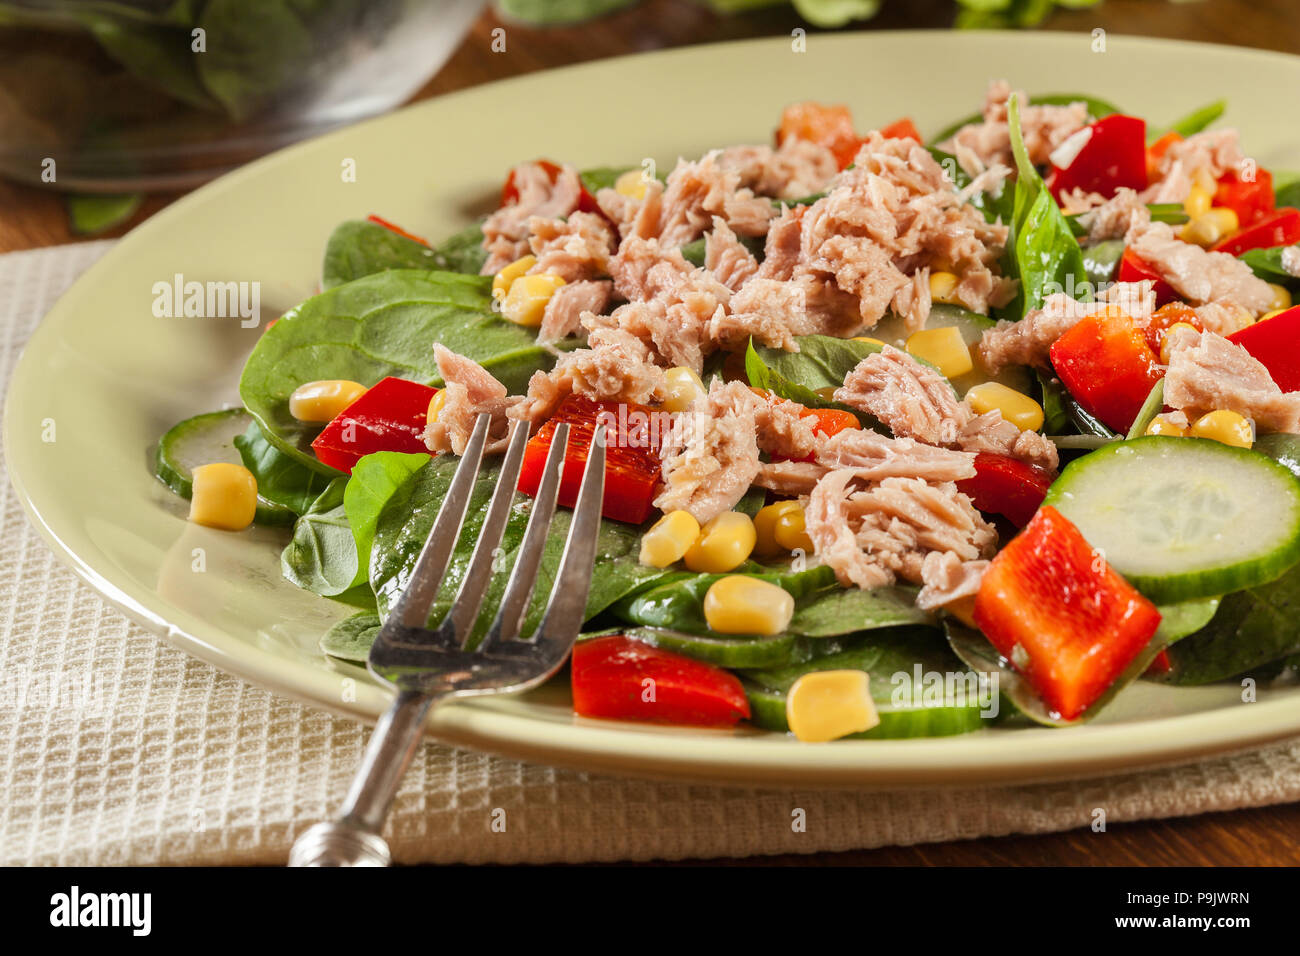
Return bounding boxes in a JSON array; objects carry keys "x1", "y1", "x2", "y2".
[{"x1": 288, "y1": 689, "x2": 436, "y2": 867}]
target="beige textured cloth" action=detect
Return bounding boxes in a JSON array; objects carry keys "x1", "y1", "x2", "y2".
[{"x1": 3, "y1": 241, "x2": 1300, "y2": 866}]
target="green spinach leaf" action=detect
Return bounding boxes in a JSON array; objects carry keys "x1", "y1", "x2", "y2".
[
  {"x1": 1154, "y1": 99, "x2": 1226, "y2": 140},
  {"x1": 1166, "y1": 560, "x2": 1300, "y2": 685},
  {"x1": 234, "y1": 421, "x2": 338, "y2": 513},
  {"x1": 1081, "y1": 238, "x2": 1125, "y2": 287},
  {"x1": 239, "y1": 269, "x2": 561, "y2": 468},
  {"x1": 1005, "y1": 94, "x2": 1090, "y2": 318},
  {"x1": 320, "y1": 611, "x2": 382, "y2": 662},
  {"x1": 1240, "y1": 244, "x2": 1300, "y2": 288}
]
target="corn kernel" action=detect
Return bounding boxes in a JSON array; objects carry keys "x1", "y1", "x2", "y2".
[
  {"x1": 1181, "y1": 207, "x2": 1239, "y2": 248},
  {"x1": 614, "y1": 169, "x2": 648, "y2": 200},
  {"x1": 288, "y1": 379, "x2": 367, "y2": 423},
  {"x1": 662, "y1": 366, "x2": 706, "y2": 413},
  {"x1": 703, "y1": 575, "x2": 795, "y2": 635},
  {"x1": 1190, "y1": 409, "x2": 1254, "y2": 449},
  {"x1": 189, "y1": 463, "x2": 257, "y2": 531},
  {"x1": 929, "y1": 270, "x2": 961, "y2": 305},
  {"x1": 906, "y1": 326, "x2": 973, "y2": 378},
  {"x1": 1183, "y1": 184, "x2": 1213, "y2": 220},
  {"x1": 1193, "y1": 167, "x2": 1217, "y2": 195},
  {"x1": 1260, "y1": 308, "x2": 1287, "y2": 322},
  {"x1": 772, "y1": 502, "x2": 815, "y2": 554},
  {"x1": 426, "y1": 389, "x2": 447, "y2": 425},
  {"x1": 639, "y1": 510, "x2": 701, "y2": 568},
  {"x1": 683, "y1": 511, "x2": 756, "y2": 573},
  {"x1": 785, "y1": 670, "x2": 879, "y2": 743},
  {"x1": 944, "y1": 595, "x2": 979, "y2": 630},
  {"x1": 1145, "y1": 414, "x2": 1188, "y2": 437},
  {"x1": 1267, "y1": 284, "x2": 1293, "y2": 313},
  {"x1": 1159, "y1": 321, "x2": 1201, "y2": 364},
  {"x1": 491, "y1": 255, "x2": 536, "y2": 302},
  {"x1": 852, "y1": 337, "x2": 888, "y2": 348},
  {"x1": 501, "y1": 273, "x2": 565, "y2": 327},
  {"x1": 964, "y1": 382, "x2": 1044, "y2": 432},
  {"x1": 753, "y1": 501, "x2": 791, "y2": 559}
]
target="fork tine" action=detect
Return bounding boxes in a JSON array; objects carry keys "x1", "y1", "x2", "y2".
[
  {"x1": 530, "y1": 423, "x2": 606, "y2": 652},
  {"x1": 479, "y1": 422, "x2": 570, "y2": 648},
  {"x1": 439, "y1": 419, "x2": 530, "y2": 645},
  {"x1": 388, "y1": 413, "x2": 490, "y2": 630}
]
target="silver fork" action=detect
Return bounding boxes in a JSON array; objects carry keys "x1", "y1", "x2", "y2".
[{"x1": 288, "y1": 412, "x2": 606, "y2": 866}]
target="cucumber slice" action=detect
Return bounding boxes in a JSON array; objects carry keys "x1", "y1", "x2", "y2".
[
  {"x1": 609, "y1": 627, "x2": 814, "y2": 669},
  {"x1": 738, "y1": 634, "x2": 995, "y2": 739},
  {"x1": 869, "y1": 303, "x2": 1035, "y2": 398},
  {"x1": 154, "y1": 408, "x2": 296, "y2": 526},
  {"x1": 1044, "y1": 436, "x2": 1300, "y2": 603}
]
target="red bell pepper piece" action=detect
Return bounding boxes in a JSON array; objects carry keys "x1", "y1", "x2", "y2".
[
  {"x1": 878, "y1": 117, "x2": 922, "y2": 144},
  {"x1": 517, "y1": 394, "x2": 663, "y2": 525},
  {"x1": 310, "y1": 376, "x2": 437, "y2": 474},
  {"x1": 956, "y1": 453, "x2": 1055, "y2": 528},
  {"x1": 1145, "y1": 649, "x2": 1173, "y2": 677},
  {"x1": 1227, "y1": 304, "x2": 1300, "y2": 392},
  {"x1": 1050, "y1": 307, "x2": 1163, "y2": 433},
  {"x1": 571, "y1": 635, "x2": 751, "y2": 727},
  {"x1": 1046, "y1": 114, "x2": 1148, "y2": 202},
  {"x1": 776, "y1": 101, "x2": 860, "y2": 169},
  {"x1": 1118, "y1": 246, "x2": 1179, "y2": 307},
  {"x1": 366, "y1": 214, "x2": 429, "y2": 247},
  {"x1": 1141, "y1": 302, "x2": 1203, "y2": 355},
  {"x1": 1214, "y1": 167, "x2": 1274, "y2": 227},
  {"x1": 973, "y1": 506, "x2": 1163, "y2": 721},
  {"x1": 499, "y1": 159, "x2": 607, "y2": 224},
  {"x1": 1211, "y1": 206, "x2": 1300, "y2": 257}
]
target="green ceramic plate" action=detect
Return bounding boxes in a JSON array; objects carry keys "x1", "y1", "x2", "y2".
[{"x1": 8, "y1": 31, "x2": 1300, "y2": 787}]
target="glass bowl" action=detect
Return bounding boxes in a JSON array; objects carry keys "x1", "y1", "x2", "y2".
[{"x1": 0, "y1": 0, "x2": 483, "y2": 191}]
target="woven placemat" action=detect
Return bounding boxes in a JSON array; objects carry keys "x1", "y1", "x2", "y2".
[{"x1": 2, "y1": 240, "x2": 1298, "y2": 866}]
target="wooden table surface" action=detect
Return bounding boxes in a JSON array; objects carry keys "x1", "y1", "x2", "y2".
[{"x1": 3, "y1": 0, "x2": 1298, "y2": 865}]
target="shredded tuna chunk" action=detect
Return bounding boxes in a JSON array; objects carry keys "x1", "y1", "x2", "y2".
[
  {"x1": 1281, "y1": 245, "x2": 1300, "y2": 278},
  {"x1": 1142, "y1": 129, "x2": 1245, "y2": 205},
  {"x1": 1191, "y1": 300, "x2": 1253, "y2": 337},
  {"x1": 525, "y1": 211, "x2": 616, "y2": 282},
  {"x1": 836, "y1": 346, "x2": 1058, "y2": 469},
  {"x1": 940, "y1": 81, "x2": 1089, "y2": 177},
  {"x1": 1164, "y1": 327, "x2": 1300, "y2": 434},
  {"x1": 1128, "y1": 220, "x2": 1275, "y2": 316},
  {"x1": 817, "y1": 428, "x2": 978, "y2": 482},
  {"x1": 423, "y1": 346, "x2": 521, "y2": 455},
  {"x1": 704, "y1": 217, "x2": 760, "y2": 292},
  {"x1": 600, "y1": 235, "x2": 733, "y2": 371},
  {"x1": 916, "y1": 552, "x2": 989, "y2": 611},
  {"x1": 511, "y1": 326, "x2": 666, "y2": 427},
  {"x1": 835, "y1": 345, "x2": 965, "y2": 445},
  {"x1": 753, "y1": 460, "x2": 828, "y2": 496},
  {"x1": 715, "y1": 139, "x2": 839, "y2": 200},
  {"x1": 654, "y1": 381, "x2": 762, "y2": 523},
  {"x1": 806, "y1": 471, "x2": 997, "y2": 590},
  {"x1": 480, "y1": 161, "x2": 582, "y2": 275},
  {"x1": 977, "y1": 282, "x2": 1157, "y2": 373},
  {"x1": 604, "y1": 152, "x2": 776, "y2": 249},
  {"x1": 789, "y1": 132, "x2": 1015, "y2": 330},
  {"x1": 957, "y1": 411, "x2": 1058, "y2": 471},
  {"x1": 538, "y1": 279, "x2": 612, "y2": 344},
  {"x1": 1067, "y1": 187, "x2": 1151, "y2": 242}
]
